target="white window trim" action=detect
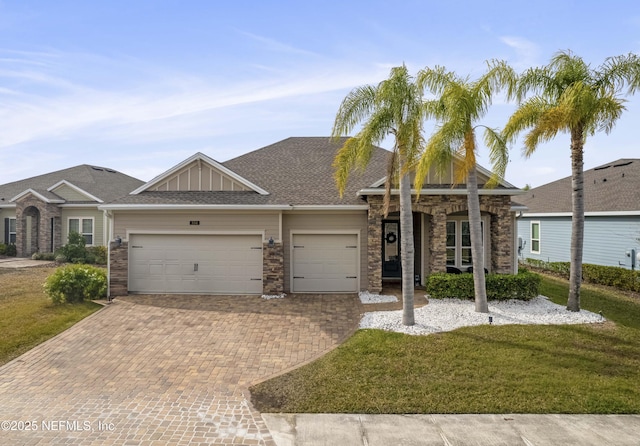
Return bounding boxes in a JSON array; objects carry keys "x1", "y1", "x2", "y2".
[
  {"x1": 8, "y1": 218, "x2": 16, "y2": 244},
  {"x1": 530, "y1": 221, "x2": 541, "y2": 254},
  {"x1": 446, "y1": 217, "x2": 488, "y2": 269},
  {"x1": 67, "y1": 217, "x2": 95, "y2": 246}
]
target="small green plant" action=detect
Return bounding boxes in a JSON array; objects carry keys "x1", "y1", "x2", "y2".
[
  {"x1": 31, "y1": 252, "x2": 56, "y2": 261},
  {"x1": 87, "y1": 245, "x2": 107, "y2": 265},
  {"x1": 425, "y1": 270, "x2": 540, "y2": 301},
  {"x1": 0, "y1": 243, "x2": 16, "y2": 256},
  {"x1": 5, "y1": 244, "x2": 16, "y2": 257},
  {"x1": 44, "y1": 264, "x2": 107, "y2": 304},
  {"x1": 56, "y1": 231, "x2": 87, "y2": 263}
]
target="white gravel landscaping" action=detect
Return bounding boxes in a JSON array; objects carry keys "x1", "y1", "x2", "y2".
[
  {"x1": 360, "y1": 295, "x2": 605, "y2": 336},
  {"x1": 359, "y1": 291, "x2": 398, "y2": 304}
]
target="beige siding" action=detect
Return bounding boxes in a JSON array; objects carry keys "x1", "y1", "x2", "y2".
[
  {"x1": 151, "y1": 161, "x2": 250, "y2": 192},
  {"x1": 51, "y1": 184, "x2": 95, "y2": 202},
  {"x1": 60, "y1": 208, "x2": 105, "y2": 246},
  {"x1": 282, "y1": 211, "x2": 368, "y2": 292},
  {"x1": 0, "y1": 209, "x2": 16, "y2": 244},
  {"x1": 114, "y1": 211, "x2": 279, "y2": 241}
]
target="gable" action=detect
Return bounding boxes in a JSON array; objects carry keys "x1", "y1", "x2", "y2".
[
  {"x1": 48, "y1": 181, "x2": 102, "y2": 202},
  {"x1": 132, "y1": 153, "x2": 269, "y2": 195},
  {"x1": 370, "y1": 159, "x2": 509, "y2": 189},
  {"x1": 148, "y1": 159, "x2": 252, "y2": 192}
]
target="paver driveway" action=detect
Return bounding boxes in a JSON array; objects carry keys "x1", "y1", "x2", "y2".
[{"x1": 0, "y1": 294, "x2": 362, "y2": 445}]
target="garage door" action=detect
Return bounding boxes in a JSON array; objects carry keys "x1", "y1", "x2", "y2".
[
  {"x1": 291, "y1": 234, "x2": 358, "y2": 293},
  {"x1": 129, "y1": 234, "x2": 263, "y2": 294}
]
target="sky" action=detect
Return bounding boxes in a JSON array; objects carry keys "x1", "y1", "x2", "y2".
[{"x1": 1, "y1": 0, "x2": 639, "y2": 188}]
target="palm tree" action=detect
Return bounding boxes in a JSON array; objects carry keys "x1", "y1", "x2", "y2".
[
  {"x1": 415, "y1": 61, "x2": 515, "y2": 313},
  {"x1": 331, "y1": 65, "x2": 424, "y2": 326},
  {"x1": 503, "y1": 51, "x2": 640, "y2": 312}
]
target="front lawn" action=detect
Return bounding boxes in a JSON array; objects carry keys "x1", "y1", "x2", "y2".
[
  {"x1": 0, "y1": 267, "x2": 102, "y2": 366},
  {"x1": 250, "y1": 275, "x2": 640, "y2": 414}
]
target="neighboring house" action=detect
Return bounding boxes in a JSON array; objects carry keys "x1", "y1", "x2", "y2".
[
  {"x1": 101, "y1": 137, "x2": 523, "y2": 297},
  {"x1": 515, "y1": 158, "x2": 640, "y2": 269},
  {"x1": 0, "y1": 165, "x2": 144, "y2": 257}
]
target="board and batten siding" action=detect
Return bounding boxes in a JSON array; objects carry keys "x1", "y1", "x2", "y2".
[
  {"x1": 282, "y1": 212, "x2": 368, "y2": 292},
  {"x1": 517, "y1": 215, "x2": 640, "y2": 269},
  {"x1": 60, "y1": 209, "x2": 105, "y2": 246},
  {"x1": 113, "y1": 211, "x2": 279, "y2": 242}
]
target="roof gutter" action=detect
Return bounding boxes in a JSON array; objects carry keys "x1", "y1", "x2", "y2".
[
  {"x1": 522, "y1": 210, "x2": 640, "y2": 217},
  {"x1": 357, "y1": 188, "x2": 526, "y2": 196},
  {"x1": 98, "y1": 204, "x2": 293, "y2": 211}
]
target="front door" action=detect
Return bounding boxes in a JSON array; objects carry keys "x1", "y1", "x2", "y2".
[{"x1": 382, "y1": 221, "x2": 401, "y2": 278}]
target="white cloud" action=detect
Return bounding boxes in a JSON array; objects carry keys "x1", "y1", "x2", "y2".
[{"x1": 500, "y1": 36, "x2": 541, "y2": 70}]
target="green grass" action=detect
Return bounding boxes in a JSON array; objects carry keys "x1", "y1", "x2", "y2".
[
  {"x1": 250, "y1": 274, "x2": 640, "y2": 414},
  {"x1": 0, "y1": 267, "x2": 102, "y2": 366}
]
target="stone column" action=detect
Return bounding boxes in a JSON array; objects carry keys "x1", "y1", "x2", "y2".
[
  {"x1": 490, "y1": 204, "x2": 514, "y2": 274},
  {"x1": 429, "y1": 210, "x2": 448, "y2": 274},
  {"x1": 109, "y1": 240, "x2": 128, "y2": 297},
  {"x1": 367, "y1": 199, "x2": 383, "y2": 293},
  {"x1": 263, "y1": 241, "x2": 284, "y2": 295}
]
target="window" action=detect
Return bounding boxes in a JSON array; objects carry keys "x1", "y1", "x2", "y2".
[
  {"x1": 446, "y1": 221, "x2": 456, "y2": 265},
  {"x1": 446, "y1": 219, "x2": 485, "y2": 268},
  {"x1": 530, "y1": 222, "x2": 540, "y2": 254},
  {"x1": 68, "y1": 218, "x2": 94, "y2": 245},
  {"x1": 7, "y1": 218, "x2": 16, "y2": 244}
]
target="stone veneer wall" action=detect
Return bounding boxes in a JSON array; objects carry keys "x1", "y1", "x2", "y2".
[
  {"x1": 366, "y1": 194, "x2": 514, "y2": 291},
  {"x1": 15, "y1": 196, "x2": 62, "y2": 257},
  {"x1": 109, "y1": 240, "x2": 129, "y2": 297},
  {"x1": 263, "y1": 241, "x2": 284, "y2": 295}
]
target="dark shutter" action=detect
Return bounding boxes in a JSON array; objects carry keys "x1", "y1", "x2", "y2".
[{"x1": 3, "y1": 218, "x2": 8, "y2": 245}]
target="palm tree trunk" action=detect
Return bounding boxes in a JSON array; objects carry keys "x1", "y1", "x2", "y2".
[
  {"x1": 399, "y1": 155, "x2": 415, "y2": 326},
  {"x1": 567, "y1": 127, "x2": 585, "y2": 312},
  {"x1": 467, "y1": 167, "x2": 489, "y2": 313}
]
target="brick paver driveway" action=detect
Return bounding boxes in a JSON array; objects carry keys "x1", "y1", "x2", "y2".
[{"x1": 0, "y1": 294, "x2": 362, "y2": 445}]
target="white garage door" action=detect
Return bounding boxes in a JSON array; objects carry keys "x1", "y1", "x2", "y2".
[
  {"x1": 291, "y1": 234, "x2": 358, "y2": 293},
  {"x1": 129, "y1": 234, "x2": 263, "y2": 294}
]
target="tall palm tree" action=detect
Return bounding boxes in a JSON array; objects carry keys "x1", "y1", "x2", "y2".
[
  {"x1": 415, "y1": 61, "x2": 515, "y2": 313},
  {"x1": 331, "y1": 65, "x2": 424, "y2": 326},
  {"x1": 503, "y1": 51, "x2": 640, "y2": 312}
]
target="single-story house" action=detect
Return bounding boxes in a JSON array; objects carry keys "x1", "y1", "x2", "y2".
[
  {"x1": 0, "y1": 165, "x2": 144, "y2": 257},
  {"x1": 100, "y1": 137, "x2": 523, "y2": 296},
  {"x1": 515, "y1": 158, "x2": 640, "y2": 269}
]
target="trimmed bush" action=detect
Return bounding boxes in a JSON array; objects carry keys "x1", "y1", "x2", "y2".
[
  {"x1": 425, "y1": 270, "x2": 541, "y2": 301},
  {"x1": 523, "y1": 258, "x2": 640, "y2": 293},
  {"x1": 31, "y1": 252, "x2": 56, "y2": 261},
  {"x1": 44, "y1": 264, "x2": 107, "y2": 304},
  {"x1": 0, "y1": 243, "x2": 5, "y2": 255}
]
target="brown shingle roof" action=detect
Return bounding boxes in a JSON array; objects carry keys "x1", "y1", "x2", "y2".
[
  {"x1": 0, "y1": 165, "x2": 144, "y2": 205},
  {"x1": 515, "y1": 159, "x2": 640, "y2": 213},
  {"x1": 222, "y1": 137, "x2": 389, "y2": 206}
]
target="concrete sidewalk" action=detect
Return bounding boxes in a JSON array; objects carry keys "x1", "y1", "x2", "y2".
[
  {"x1": 263, "y1": 413, "x2": 640, "y2": 445},
  {"x1": 0, "y1": 257, "x2": 55, "y2": 268}
]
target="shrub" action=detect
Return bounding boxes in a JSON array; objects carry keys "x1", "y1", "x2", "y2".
[
  {"x1": 5, "y1": 244, "x2": 16, "y2": 257},
  {"x1": 56, "y1": 231, "x2": 87, "y2": 263},
  {"x1": 44, "y1": 264, "x2": 107, "y2": 304},
  {"x1": 425, "y1": 270, "x2": 541, "y2": 301},
  {"x1": 523, "y1": 258, "x2": 640, "y2": 293},
  {"x1": 87, "y1": 246, "x2": 107, "y2": 265},
  {"x1": 31, "y1": 252, "x2": 56, "y2": 261},
  {"x1": 0, "y1": 243, "x2": 6, "y2": 255}
]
